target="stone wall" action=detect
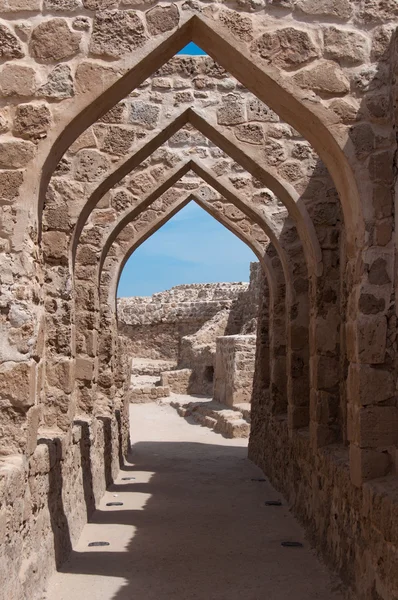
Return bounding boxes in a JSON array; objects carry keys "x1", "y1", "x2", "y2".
[
  {"x1": 118, "y1": 281, "x2": 248, "y2": 360},
  {"x1": 214, "y1": 334, "x2": 257, "y2": 407}
]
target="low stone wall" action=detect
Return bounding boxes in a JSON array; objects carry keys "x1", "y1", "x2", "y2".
[
  {"x1": 0, "y1": 408, "x2": 128, "y2": 600},
  {"x1": 161, "y1": 368, "x2": 192, "y2": 395},
  {"x1": 127, "y1": 384, "x2": 170, "y2": 403},
  {"x1": 118, "y1": 282, "x2": 249, "y2": 361},
  {"x1": 214, "y1": 335, "x2": 256, "y2": 407}
]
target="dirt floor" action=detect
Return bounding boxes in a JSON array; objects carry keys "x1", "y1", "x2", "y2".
[{"x1": 43, "y1": 402, "x2": 345, "y2": 600}]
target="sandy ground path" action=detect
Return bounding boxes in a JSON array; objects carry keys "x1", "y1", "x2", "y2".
[{"x1": 44, "y1": 402, "x2": 344, "y2": 600}]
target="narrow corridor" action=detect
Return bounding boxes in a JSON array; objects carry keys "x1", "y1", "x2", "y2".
[{"x1": 44, "y1": 403, "x2": 344, "y2": 600}]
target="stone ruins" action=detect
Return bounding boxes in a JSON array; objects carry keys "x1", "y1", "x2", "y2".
[
  {"x1": 119, "y1": 265, "x2": 261, "y2": 432},
  {"x1": 0, "y1": 0, "x2": 397, "y2": 598}
]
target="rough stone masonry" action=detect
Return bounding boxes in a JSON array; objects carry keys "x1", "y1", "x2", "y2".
[{"x1": 0, "y1": 2, "x2": 398, "y2": 600}]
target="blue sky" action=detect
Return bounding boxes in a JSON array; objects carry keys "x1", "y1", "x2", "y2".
[
  {"x1": 177, "y1": 42, "x2": 207, "y2": 55},
  {"x1": 117, "y1": 202, "x2": 256, "y2": 297},
  {"x1": 117, "y1": 44, "x2": 256, "y2": 298}
]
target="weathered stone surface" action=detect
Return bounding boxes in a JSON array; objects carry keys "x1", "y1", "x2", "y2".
[
  {"x1": 235, "y1": 123, "x2": 264, "y2": 144},
  {"x1": 83, "y1": 0, "x2": 116, "y2": 8},
  {"x1": 0, "y1": 64, "x2": 36, "y2": 96},
  {"x1": 0, "y1": 361, "x2": 36, "y2": 411},
  {"x1": 217, "y1": 94, "x2": 246, "y2": 125},
  {"x1": 30, "y1": 19, "x2": 81, "y2": 62},
  {"x1": 43, "y1": 0, "x2": 81, "y2": 10},
  {"x1": 74, "y1": 149, "x2": 110, "y2": 182},
  {"x1": 293, "y1": 60, "x2": 350, "y2": 96},
  {"x1": 219, "y1": 9, "x2": 253, "y2": 42},
  {"x1": 75, "y1": 62, "x2": 118, "y2": 94},
  {"x1": 13, "y1": 104, "x2": 52, "y2": 141},
  {"x1": 90, "y1": 10, "x2": 147, "y2": 59},
  {"x1": 323, "y1": 27, "x2": 368, "y2": 65},
  {"x1": 0, "y1": 171, "x2": 24, "y2": 202},
  {"x1": 371, "y1": 24, "x2": 396, "y2": 61},
  {"x1": 0, "y1": 23, "x2": 24, "y2": 58},
  {"x1": 295, "y1": 0, "x2": 353, "y2": 19},
  {"x1": 38, "y1": 65, "x2": 74, "y2": 99},
  {"x1": 252, "y1": 28, "x2": 319, "y2": 69},
  {"x1": 247, "y1": 98, "x2": 279, "y2": 122},
  {"x1": 129, "y1": 101, "x2": 160, "y2": 128},
  {"x1": 145, "y1": 3, "x2": 179, "y2": 35},
  {"x1": 0, "y1": 140, "x2": 35, "y2": 168},
  {"x1": 0, "y1": 0, "x2": 40, "y2": 10}
]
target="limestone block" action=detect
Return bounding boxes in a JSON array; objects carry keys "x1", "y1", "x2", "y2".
[
  {"x1": 217, "y1": 93, "x2": 246, "y2": 126},
  {"x1": 293, "y1": 61, "x2": 350, "y2": 96},
  {"x1": 75, "y1": 62, "x2": 118, "y2": 94},
  {"x1": 323, "y1": 27, "x2": 369, "y2": 65},
  {"x1": 246, "y1": 98, "x2": 279, "y2": 122},
  {"x1": 13, "y1": 104, "x2": 52, "y2": 141},
  {"x1": 30, "y1": 19, "x2": 81, "y2": 62},
  {"x1": 0, "y1": 64, "x2": 36, "y2": 96},
  {"x1": 0, "y1": 23, "x2": 24, "y2": 58},
  {"x1": 46, "y1": 358, "x2": 74, "y2": 393},
  {"x1": 252, "y1": 28, "x2": 319, "y2": 69},
  {"x1": 96, "y1": 125, "x2": 136, "y2": 156},
  {"x1": 76, "y1": 357, "x2": 95, "y2": 381},
  {"x1": 129, "y1": 101, "x2": 160, "y2": 129},
  {"x1": 90, "y1": 10, "x2": 147, "y2": 59},
  {"x1": 74, "y1": 149, "x2": 110, "y2": 182},
  {"x1": 219, "y1": 9, "x2": 253, "y2": 42},
  {"x1": 295, "y1": 0, "x2": 353, "y2": 19},
  {"x1": 42, "y1": 231, "x2": 68, "y2": 261},
  {"x1": 38, "y1": 65, "x2": 74, "y2": 100},
  {"x1": 0, "y1": 170, "x2": 23, "y2": 202},
  {"x1": 0, "y1": 140, "x2": 35, "y2": 168},
  {"x1": 0, "y1": 0, "x2": 40, "y2": 10},
  {"x1": 350, "y1": 445, "x2": 391, "y2": 487},
  {"x1": 347, "y1": 363, "x2": 395, "y2": 407},
  {"x1": 145, "y1": 4, "x2": 179, "y2": 35},
  {"x1": 0, "y1": 360, "x2": 36, "y2": 411},
  {"x1": 351, "y1": 405, "x2": 398, "y2": 448},
  {"x1": 235, "y1": 123, "x2": 264, "y2": 145},
  {"x1": 83, "y1": 0, "x2": 116, "y2": 8},
  {"x1": 346, "y1": 315, "x2": 387, "y2": 364},
  {"x1": 44, "y1": 0, "x2": 81, "y2": 9}
]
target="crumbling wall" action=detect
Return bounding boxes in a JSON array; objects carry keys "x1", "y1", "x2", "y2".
[{"x1": 118, "y1": 282, "x2": 249, "y2": 360}]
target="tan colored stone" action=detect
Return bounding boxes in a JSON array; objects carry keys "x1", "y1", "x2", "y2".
[
  {"x1": 75, "y1": 62, "x2": 118, "y2": 95},
  {"x1": 30, "y1": 19, "x2": 81, "y2": 62},
  {"x1": 0, "y1": 360, "x2": 36, "y2": 411},
  {"x1": 0, "y1": 171, "x2": 24, "y2": 202},
  {"x1": 323, "y1": 27, "x2": 369, "y2": 65},
  {"x1": 74, "y1": 149, "x2": 110, "y2": 182},
  {"x1": 37, "y1": 64, "x2": 74, "y2": 100},
  {"x1": 348, "y1": 363, "x2": 394, "y2": 407},
  {"x1": 0, "y1": 64, "x2": 36, "y2": 97},
  {"x1": 219, "y1": 9, "x2": 253, "y2": 42},
  {"x1": 293, "y1": 61, "x2": 350, "y2": 97},
  {"x1": 90, "y1": 10, "x2": 147, "y2": 59},
  {"x1": 42, "y1": 231, "x2": 69, "y2": 260},
  {"x1": 252, "y1": 28, "x2": 319, "y2": 69},
  {"x1": 0, "y1": 140, "x2": 35, "y2": 168},
  {"x1": 295, "y1": 0, "x2": 353, "y2": 19},
  {"x1": 44, "y1": 0, "x2": 80, "y2": 9},
  {"x1": 217, "y1": 93, "x2": 246, "y2": 126},
  {"x1": 0, "y1": 23, "x2": 24, "y2": 58},
  {"x1": 13, "y1": 104, "x2": 52, "y2": 141},
  {"x1": 235, "y1": 124, "x2": 264, "y2": 145},
  {"x1": 0, "y1": 0, "x2": 40, "y2": 10},
  {"x1": 145, "y1": 3, "x2": 179, "y2": 35}
]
